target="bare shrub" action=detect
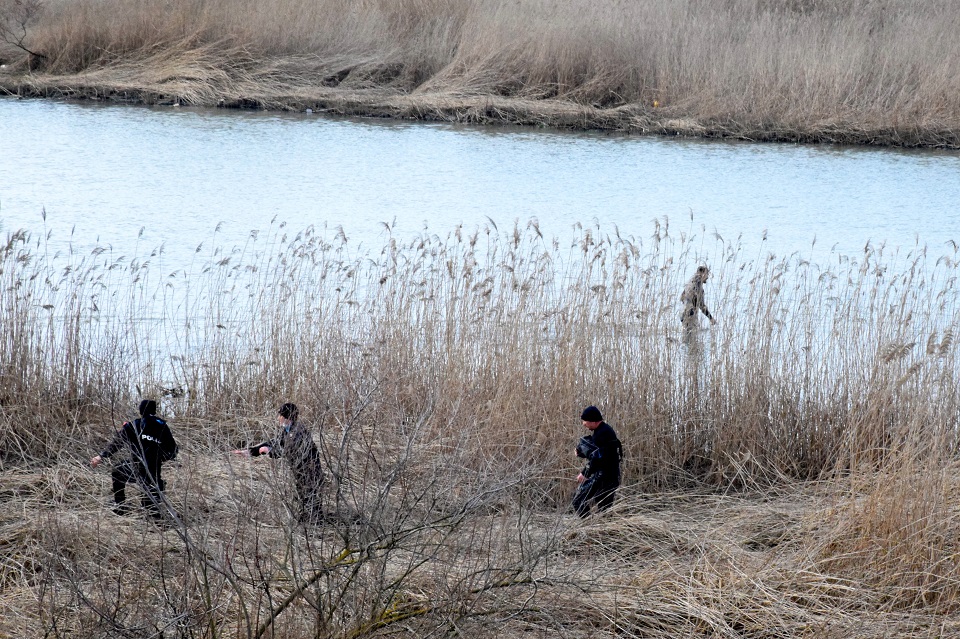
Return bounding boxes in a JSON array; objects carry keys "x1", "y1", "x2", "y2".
[
  {"x1": 0, "y1": 0, "x2": 45, "y2": 64},
  {"x1": 27, "y1": 400, "x2": 573, "y2": 638}
]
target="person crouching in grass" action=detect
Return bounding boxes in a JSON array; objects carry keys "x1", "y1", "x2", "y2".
[{"x1": 572, "y1": 405, "x2": 622, "y2": 517}]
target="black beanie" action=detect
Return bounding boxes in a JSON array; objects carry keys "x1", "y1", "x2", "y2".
[
  {"x1": 580, "y1": 406, "x2": 602, "y2": 422},
  {"x1": 278, "y1": 402, "x2": 299, "y2": 421},
  {"x1": 139, "y1": 399, "x2": 157, "y2": 416}
]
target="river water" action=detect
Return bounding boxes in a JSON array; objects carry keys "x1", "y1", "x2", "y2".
[{"x1": 1, "y1": 96, "x2": 958, "y2": 269}]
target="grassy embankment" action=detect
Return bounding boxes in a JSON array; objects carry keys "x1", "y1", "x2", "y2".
[
  {"x1": 1, "y1": 219, "x2": 958, "y2": 637},
  {"x1": 2, "y1": 0, "x2": 960, "y2": 147}
]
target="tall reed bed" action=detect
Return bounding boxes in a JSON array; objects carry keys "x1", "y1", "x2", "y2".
[
  {"x1": 3, "y1": 218, "x2": 959, "y2": 637},
  {"x1": 2, "y1": 218, "x2": 956, "y2": 485},
  {"x1": 3, "y1": 0, "x2": 959, "y2": 144}
]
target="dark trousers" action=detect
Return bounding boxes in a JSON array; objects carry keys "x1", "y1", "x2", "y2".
[
  {"x1": 112, "y1": 460, "x2": 165, "y2": 516},
  {"x1": 572, "y1": 473, "x2": 618, "y2": 518},
  {"x1": 293, "y1": 470, "x2": 324, "y2": 525}
]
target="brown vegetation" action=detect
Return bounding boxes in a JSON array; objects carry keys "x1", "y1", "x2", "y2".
[
  {"x1": 1, "y1": 219, "x2": 958, "y2": 637},
  {"x1": 2, "y1": 0, "x2": 960, "y2": 146}
]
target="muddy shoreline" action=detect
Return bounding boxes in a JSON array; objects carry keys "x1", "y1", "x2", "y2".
[{"x1": 3, "y1": 73, "x2": 960, "y2": 149}]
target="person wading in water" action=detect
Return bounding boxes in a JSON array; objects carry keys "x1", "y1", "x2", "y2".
[{"x1": 680, "y1": 264, "x2": 717, "y2": 339}]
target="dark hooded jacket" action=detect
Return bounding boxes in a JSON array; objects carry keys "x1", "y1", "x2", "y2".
[
  {"x1": 576, "y1": 421, "x2": 622, "y2": 486},
  {"x1": 99, "y1": 413, "x2": 178, "y2": 477}
]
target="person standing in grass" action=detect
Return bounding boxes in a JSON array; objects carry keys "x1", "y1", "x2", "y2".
[
  {"x1": 572, "y1": 406, "x2": 622, "y2": 517},
  {"x1": 90, "y1": 399, "x2": 178, "y2": 519},
  {"x1": 233, "y1": 402, "x2": 325, "y2": 524},
  {"x1": 680, "y1": 264, "x2": 717, "y2": 336}
]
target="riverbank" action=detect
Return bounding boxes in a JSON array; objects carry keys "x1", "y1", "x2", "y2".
[
  {"x1": 3, "y1": 0, "x2": 960, "y2": 148},
  {"x1": 4, "y1": 71, "x2": 960, "y2": 148}
]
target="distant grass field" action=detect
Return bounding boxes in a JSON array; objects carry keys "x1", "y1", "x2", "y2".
[
  {"x1": 1, "y1": 220, "x2": 958, "y2": 637},
  {"x1": 2, "y1": 0, "x2": 960, "y2": 146}
]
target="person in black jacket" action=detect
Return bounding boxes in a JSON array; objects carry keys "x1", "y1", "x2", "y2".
[
  {"x1": 234, "y1": 403, "x2": 325, "y2": 524},
  {"x1": 572, "y1": 405, "x2": 622, "y2": 517},
  {"x1": 91, "y1": 399, "x2": 178, "y2": 518}
]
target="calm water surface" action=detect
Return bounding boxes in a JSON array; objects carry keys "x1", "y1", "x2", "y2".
[{"x1": 1, "y1": 97, "x2": 958, "y2": 269}]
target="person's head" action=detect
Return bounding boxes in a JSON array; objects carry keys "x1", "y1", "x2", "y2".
[
  {"x1": 694, "y1": 265, "x2": 710, "y2": 283},
  {"x1": 139, "y1": 399, "x2": 158, "y2": 417},
  {"x1": 278, "y1": 402, "x2": 299, "y2": 424},
  {"x1": 580, "y1": 405, "x2": 603, "y2": 430}
]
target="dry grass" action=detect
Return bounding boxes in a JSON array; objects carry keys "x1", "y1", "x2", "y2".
[
  {"x1": 2, "y1": 0, "x2": 960, "y2": 145},
  {"x1": 1, "y1": 218, "x2": 958, "y2": 636}
]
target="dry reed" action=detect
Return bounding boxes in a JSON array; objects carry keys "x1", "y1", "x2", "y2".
[
  {"x1": 2, "y1": 0, "x2": 960, "y2": 145},
  {"x1": 1, "y1": 218, "x2": 958, "y2": 636}
]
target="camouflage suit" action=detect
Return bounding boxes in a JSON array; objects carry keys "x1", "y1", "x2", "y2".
[{"x1": 680, "y1": 265, "x2": 715, "y2": 331}]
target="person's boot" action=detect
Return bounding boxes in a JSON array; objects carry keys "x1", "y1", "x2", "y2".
[{"x1": 143, "y1": 494, "x2": 165, "y2": 521}]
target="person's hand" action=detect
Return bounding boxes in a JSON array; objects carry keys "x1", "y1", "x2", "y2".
[
  {"x1": 232, "y1": 449, "x2": 250, "y2": 456},
  {"x1": 258, "y1": 446, "x2": 271, "y2": 455},
  {"x1": 576, "y1": 472, "x2": 585, "y2": 485},
  {"x1": 90, "y1": 455, "x2": 102, "y2": 468}
]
